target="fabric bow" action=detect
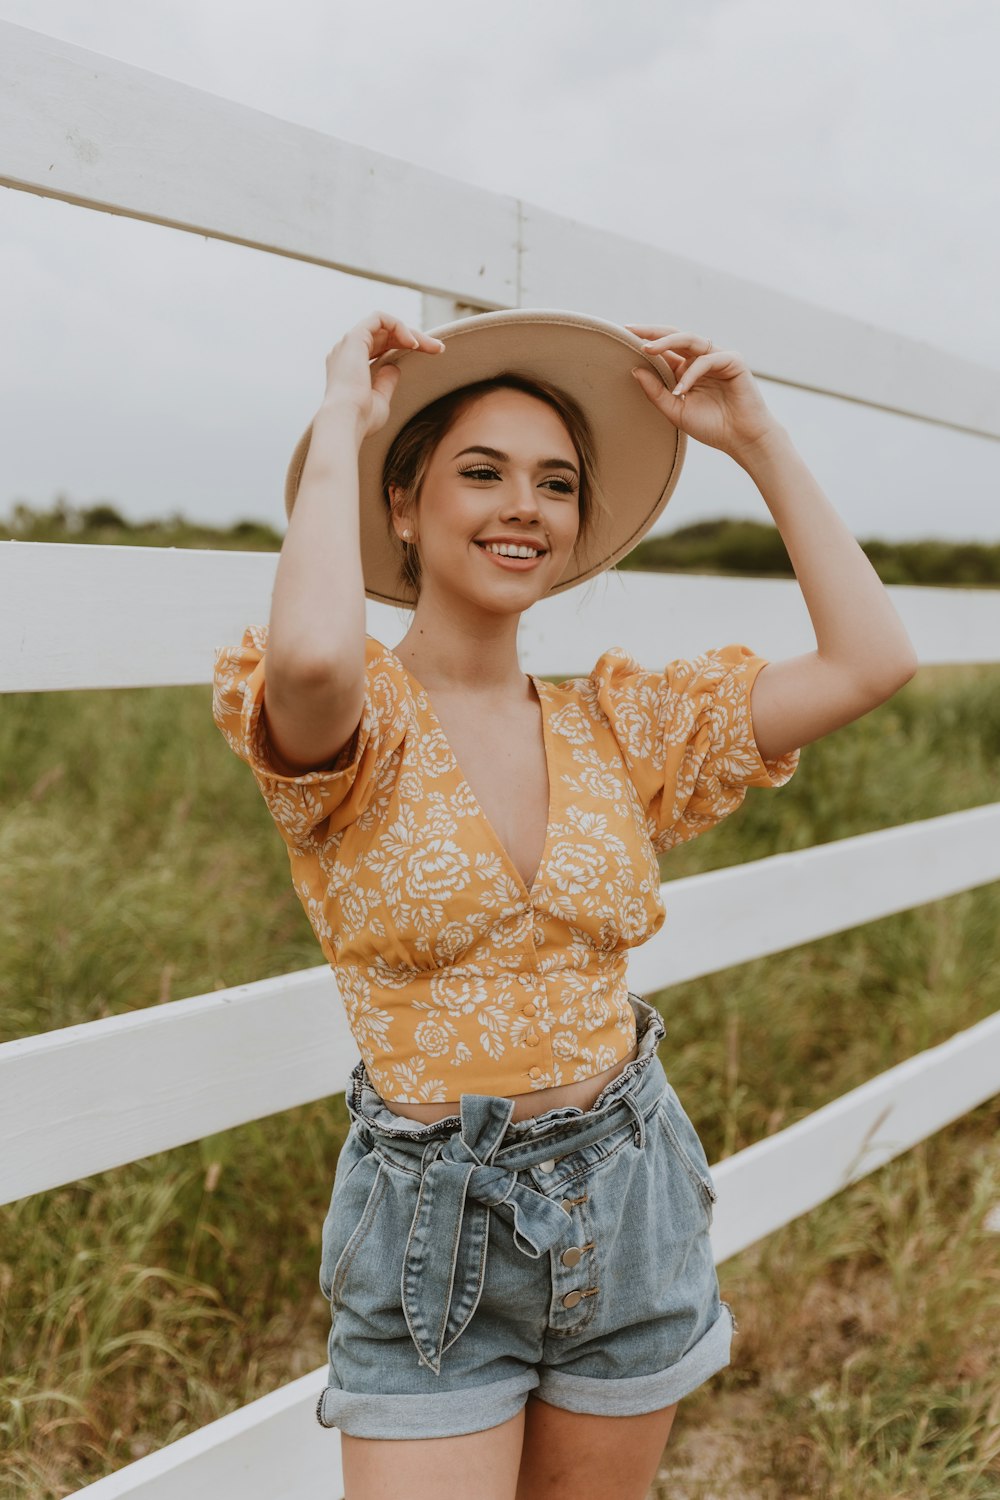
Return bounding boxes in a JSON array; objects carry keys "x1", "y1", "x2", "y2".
[{"x1": 400, "y1": 1093, "x2": 572, "y2": 1374}]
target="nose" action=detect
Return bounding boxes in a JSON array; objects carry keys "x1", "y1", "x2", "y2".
[{"x1": 498, "y1": 475, "x2": 544, "y2": 525}]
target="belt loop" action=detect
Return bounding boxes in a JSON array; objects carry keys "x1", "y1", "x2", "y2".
[
  {"x1": 622, "y1": 1092, "x2": 645, "y2": 1150},
  {"x1": 421, "y1": 1138, "x2": 444, "y2": 1172}
]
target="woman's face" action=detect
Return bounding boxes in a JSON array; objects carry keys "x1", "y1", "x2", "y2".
[{"x1": 392, "y1": 388, "x2": 582, "y2": 616}]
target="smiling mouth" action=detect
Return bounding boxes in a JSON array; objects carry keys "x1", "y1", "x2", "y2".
[
  {"x1": 473, "y1": 542, "x2": 548, "y2": 573},
  {"x1": 474, "y1": 541, "x2": 548, "y2": 559}
]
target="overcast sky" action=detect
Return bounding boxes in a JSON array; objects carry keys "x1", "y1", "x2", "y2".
[{"x1": 2, "y1": 0, "x2": 999, "y2": 543}]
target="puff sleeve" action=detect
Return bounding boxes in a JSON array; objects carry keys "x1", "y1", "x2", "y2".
[
  {"x1": 212, "y1": 626, "x2": 409, "y2": 850},
  {"x1": 592, "y1": 642, "x2": 800, "y2": 852}
]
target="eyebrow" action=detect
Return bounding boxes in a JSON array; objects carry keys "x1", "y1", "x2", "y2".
[{"x1": 452, "y1": 445, "x2": 579, "y2": 479}]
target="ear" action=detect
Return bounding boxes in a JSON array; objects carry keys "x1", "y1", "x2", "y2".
[{"x1": 389, "y1": 485, "x2": 414, "y2": 543}]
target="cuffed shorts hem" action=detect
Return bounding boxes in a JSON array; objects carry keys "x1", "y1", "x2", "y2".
[
  {"x1": 316, "y1": 1303, "x2": 735, "y2": 1437},
  {"x1": 534, "y1": 1300, "x2": 736, "y2": 1417},
  {"x1": 317, "y1": 1370, "x2": 540, "y2": 1440}
]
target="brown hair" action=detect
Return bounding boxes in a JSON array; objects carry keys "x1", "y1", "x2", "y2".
[{"x1": 381, "y1": 372, "x2": 602, "y2": 600}]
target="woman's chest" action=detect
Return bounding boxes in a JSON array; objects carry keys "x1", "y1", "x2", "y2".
[
  {"x1": 427, "y1": 691, "x2": 549, "y2": 896},
  {"x1": 322, "y1": 684, "x2": 667, "y2": 966}
]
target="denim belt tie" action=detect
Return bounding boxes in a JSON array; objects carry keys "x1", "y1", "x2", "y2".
[{"x1": 394, "y1": 1092, "x2": 576, "y2": 1376}]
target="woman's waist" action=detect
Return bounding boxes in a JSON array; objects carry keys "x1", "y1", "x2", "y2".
[
  {"x1": 384, "y1": 1035, "x2": 643, "y2": 1126},
  {"x1": 340, "y1": 961, "x2": 638, "y2": 1107}
]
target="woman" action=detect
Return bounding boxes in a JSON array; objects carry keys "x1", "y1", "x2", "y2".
[{"x1": 212, "y1": 308, "x2": 917, "y2": 1499}]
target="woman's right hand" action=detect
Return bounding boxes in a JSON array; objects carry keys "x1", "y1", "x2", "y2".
[{"x1": 320, "y1": 310, "x2": 446, "y2": 442}]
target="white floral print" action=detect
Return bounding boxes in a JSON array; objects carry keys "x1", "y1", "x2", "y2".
[{"x1": 212, "y1": 629, "x2": 799, "y2": 1102}]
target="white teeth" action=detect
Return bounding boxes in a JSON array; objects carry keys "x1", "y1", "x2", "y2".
[{"x1": 483, "y1": 542, "x2": 543, "y2": 558}]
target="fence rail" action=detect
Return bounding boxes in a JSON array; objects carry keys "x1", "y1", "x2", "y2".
[
  {"x1": 3, "y1": 15, "x2": 999, "y2": 1500},
  {"x1": 4, "y1": 18, "x2": 1000, "y2": 438},
  {"x1": 4, "y1": 802, "x2": 1000, "y2": 1211},
  {"x1": 2, "y1": 542, "x2": 1000, "y2": 696}
]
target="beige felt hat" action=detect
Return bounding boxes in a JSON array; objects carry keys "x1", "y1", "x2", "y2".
[{"x1": 284, "y1": 307, "x2": 686, "y2": 610}]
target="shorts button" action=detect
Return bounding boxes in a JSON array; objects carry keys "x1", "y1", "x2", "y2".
[
  {"x1": 538, "y1": 1158, "x2": 557, "y2": 1172},
  {"x1": 522, "y1": 1002, "x2": 537, "y2": 1017},
  {"x1": 525, "y1": 1031, "x2": 539, "y2": 1047},
  {"x1": 560, "y1": 1198, "x2": 575, "y2": 1212},
  {"x1": 561, "y1": 1289, "x2": 584, "y2": 1309},
  {"x1": 528, "y1": 1066, "x2": 542, "y2": 1080},
  {"x1": 561, "y1": 1246, "x2": 583, "y2": 1267}
]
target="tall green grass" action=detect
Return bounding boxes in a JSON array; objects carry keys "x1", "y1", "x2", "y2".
[{"x1": 1, "y1": 662, "x2": 998, "y2": 1497}]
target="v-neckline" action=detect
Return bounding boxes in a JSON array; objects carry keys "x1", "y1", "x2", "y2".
[{"x1": 385, "y1": 643, "x2": 554, "y2": 902}]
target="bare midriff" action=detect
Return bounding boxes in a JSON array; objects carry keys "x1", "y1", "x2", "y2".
[{"x1": 381, "y1": 1037, "x2": 642, "y2": 1125}]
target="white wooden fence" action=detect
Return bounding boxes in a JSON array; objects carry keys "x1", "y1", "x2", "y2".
[{"x1": 3, "y1": 19, "x2": 999, "y2": 1499}]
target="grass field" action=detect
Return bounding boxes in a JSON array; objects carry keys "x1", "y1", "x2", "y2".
[{"x1": 1, "y1": 658, "x2": 998, "y2": 1497}]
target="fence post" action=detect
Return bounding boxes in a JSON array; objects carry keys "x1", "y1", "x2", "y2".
[{"x1": 421, "y1": 295, "x2": 494, "y2": 327}]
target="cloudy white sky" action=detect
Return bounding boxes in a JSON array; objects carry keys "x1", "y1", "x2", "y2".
[{"x1": 2, "y1": 0, "x2": 999, "y2": 543}]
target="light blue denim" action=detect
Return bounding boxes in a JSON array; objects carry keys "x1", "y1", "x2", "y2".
[{"x1": 316, "y1": 994, "x2": 737, "y2": 1439}]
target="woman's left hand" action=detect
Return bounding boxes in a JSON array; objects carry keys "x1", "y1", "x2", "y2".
[{"x1": 624, "y1": 324, "x2": 783, "y2": 462}]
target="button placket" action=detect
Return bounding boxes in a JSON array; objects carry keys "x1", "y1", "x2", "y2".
[
  {"x1": 547, "y1": 1186, "x2": 599, "y2": 1330},
  {"x1": 517, "y1": 975, "x2": 550, "y2": 1081}
]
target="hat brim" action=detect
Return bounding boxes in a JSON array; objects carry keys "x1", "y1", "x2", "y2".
[{"x1": 284, "y1": 307, "x2": 686, "y2": 610}]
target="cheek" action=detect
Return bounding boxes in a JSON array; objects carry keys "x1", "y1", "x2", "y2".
[{"x1": 557, "y1": 506, "x2": 582, "y2": 548}]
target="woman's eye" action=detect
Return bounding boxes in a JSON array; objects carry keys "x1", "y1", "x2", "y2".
[
  {"x1": 457, "y1": 465, "x2": 576, "y2": 495},
  {"x1": 458, "y1": 465, "x2": 499, "y2": 481}
]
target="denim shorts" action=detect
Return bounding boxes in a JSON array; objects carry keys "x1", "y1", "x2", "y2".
[{"x1": 316, "y1": 994, "x2": 737, "y2": 1440}]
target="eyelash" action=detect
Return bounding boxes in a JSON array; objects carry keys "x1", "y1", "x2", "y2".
[{"x1": 457, "y1": 464, "x2": 577, "y2": 494}]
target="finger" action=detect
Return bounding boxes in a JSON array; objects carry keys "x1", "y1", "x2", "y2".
[
  {"x1": 357, "y1": 313, "x2": 404, "y2": 354},
  {"x1": 371, "y1": 362, "x2": 402, "y2": 398},
  {"x1": 631, "y1": 365, "x2": 684, "y2": 406},
  {"x1": 626, "y1": 332, "x2": 686, "y2": 370},
  {"x1": 624, "y1": 324, "x2": 678, "y2": 337},
  {"x1": 360, "y1": 312, "x2": 442, "y2": 353},
  {"x1": 390, "y1": 316, "x2": 421, "y2": 350},
  {"x1": 640, "y1": 330, "x2": 712, "y2": 354},
  {"x1": 672, "y1": 351, "x2": 723, "y2": 395},
  {"x1": 410, "y1": 329, "x2": 447, "y2": 351}
]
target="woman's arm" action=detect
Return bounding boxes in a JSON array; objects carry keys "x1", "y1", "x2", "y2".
[
  {"x1": 264, "y1": 311, "x2": 443, "y2": 773},
  {"x1": 628, "y1": 325, "x2": 919, "y2": 764},
  {"x1": 731, "y1": 423, "x2": 918, "y2": 764}
]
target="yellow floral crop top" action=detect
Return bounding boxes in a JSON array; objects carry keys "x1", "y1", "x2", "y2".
[{"x1": 212, "y1": 628, "x2": 800, "y2": 1103}]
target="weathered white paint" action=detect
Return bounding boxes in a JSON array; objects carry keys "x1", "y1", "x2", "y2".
[
  {"x1": 0, "y1": 20, "x2": 518, "y2": 309},
  {"x1": 2, "y1": 541, "x2": 999, "y2": 693},
  {"x1": 4, "y1": 19, "x2": 1000, "y2": 436},
  {"x1": 4, "y1": 804, "x2": 999, "y2": 1207},
  {"x1": 68, "y1": 1367, "x2": 342, "y2": 1500},
  {"x1": 0, "y1": 970, "x2": 359, "y2": 1206},
  {"x1": 69, "y1": 1006, "x2": 1000, "y2": 1499}
]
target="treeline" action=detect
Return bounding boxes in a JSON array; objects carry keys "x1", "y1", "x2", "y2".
[
  {"x1": 3, "y1": 498, "x2": 999, "y2": 587},
  {"x1": 0, "y1": 499, "x2": 280, "y2": 553}
]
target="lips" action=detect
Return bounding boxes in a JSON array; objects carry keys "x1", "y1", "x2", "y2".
[
  {"x1": 474, "y1": 541, "x2": 547, "y2": 556},
  {"x1": 474, "y1": 541, "x2": 547, "y2": 570}
]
